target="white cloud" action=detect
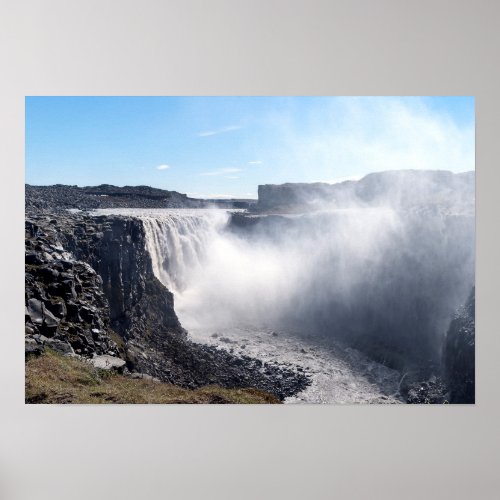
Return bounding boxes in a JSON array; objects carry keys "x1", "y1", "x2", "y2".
[
  {"x1": 199, "y1": 167, "x2": 242, "y2": 177},
  {"x1": 267, "y1": 97, "x2": 474, "y2": 181},
  {"x1": 198, "y1": 125, "x2": 242, "y2": 137},
  {"x1": 248, "y1": 160, "x2": 263, "y2": 165},
  {"x1": 156, "y1": 164, "x2": 170, "y2": 170}
]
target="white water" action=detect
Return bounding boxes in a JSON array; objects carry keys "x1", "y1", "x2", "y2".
[
  {"x1": 141, "y1": 210, "x2": 231, "y2": 293},
  {"x1": 93, "y1": 208, "x2": 403, "y2": 404},
  {"x1": 93, "y1": 208, "x2": 233, "y2": 293},
  {"x1": 188, "y1": 325, "x2": 401, "y2": 404}
]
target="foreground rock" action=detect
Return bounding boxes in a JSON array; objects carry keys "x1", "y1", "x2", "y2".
[{"x1": 91, "y1": 355, "x2": 127, "y2": 371}]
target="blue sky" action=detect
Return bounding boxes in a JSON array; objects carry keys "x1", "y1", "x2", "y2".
[{"x1": 25, "y1": 96, "x2": 475, "y2": 199}]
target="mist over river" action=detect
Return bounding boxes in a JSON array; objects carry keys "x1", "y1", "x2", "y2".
[{"x1": 93, "y1": 202, "x2": 474, "y2": 404}]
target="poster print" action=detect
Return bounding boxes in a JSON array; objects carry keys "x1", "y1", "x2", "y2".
[{"x1": 25, "y1": 96, "x2": 475, "y2": 404}]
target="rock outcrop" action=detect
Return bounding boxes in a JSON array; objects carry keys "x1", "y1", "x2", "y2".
[
  {"x1": 25, "y1": 218, "x2": 119, "y2": 359},
  {"x1": 401, "y1": 288, "x2": 475, "y2": 404},
  {"x1": 25, "y1": 184, "x2": 204, "y2": 211},
  {"x1": 443, "y1": 288, "x2": 475, "y2": 403},
  {"x1": 25, "y1": 212, "x2": 308, "y2": 400},
  {"x1": 25, "y1": 184, "x2": 255, "y2": 211}
]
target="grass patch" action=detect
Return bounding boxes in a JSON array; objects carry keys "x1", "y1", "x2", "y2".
[{"x1": 25, "y1": 349, "x2": 280, "y2": 404}]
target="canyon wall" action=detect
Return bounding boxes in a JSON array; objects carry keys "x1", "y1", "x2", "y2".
[
  {"x1": 257, "y1": 170, "x2": 474, "y2": 213},
  {"x1": 25, "y1": 213, "x2": 308, "y2": 399}
]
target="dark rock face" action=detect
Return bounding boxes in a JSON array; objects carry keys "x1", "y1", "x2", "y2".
[
  {"x1": 402, "y1": 374, "x2": 448, "y2": 404},
  {"x1": 443, "y1": 288, "x2": 475, "y2": 403},
  {"x1": 59, "y1": 215, "x2": 183, "y2": 342},
  {"x1": 25, "y1": 218, "x2": 118, "y2": 358},
  {"x1": 25, "y1": 211, "x2": 308, "y2": 400},
  {"x1": 402, "y1": 288, "x2": 475, "y2": 404}
]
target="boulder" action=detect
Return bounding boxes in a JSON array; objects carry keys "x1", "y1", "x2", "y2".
[
  {"x1": 61, "y1": 279, "x2": 77, "y2": 299},
  {"x1": 79, "y1": 306, "x2": 96, "y2": 323},
  {"x1": 65, "y1": 301, "x2": 82, "y2": 322},
  {"x1": 25, "y1": 338, "x2": 44, "y2": 357},
  {"x1": 37, "y1": 266, "x2": 60, "y2": 283},
  {"x1": 26, "y1": 298, "x2": 44, "y2": 325},
  {"x1": 26, "y1": 298, "x2": 60, "y2": 333},
  {"x1": 25, "y1": 252, "x2": 43, "y2": 265},
  {"x1": 44, "y1": 339, "x2": 75, "y2": 356},
  {"x1": 25, "y1": 324, "x2": 36, "y2": 335},
  {"x1": 45, "y1": 300, "x2": 67, "y2": 318},
  {"x1": 91, "y1": 355, "x2": 126, "y2": 371},
  {"x1": 42, "y1": 306, "x2": 60, "y2": 331}
]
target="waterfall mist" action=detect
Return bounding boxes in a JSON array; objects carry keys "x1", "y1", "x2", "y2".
[{"x1": 137, "y1": 171, "x2": 474, "y2": 371}]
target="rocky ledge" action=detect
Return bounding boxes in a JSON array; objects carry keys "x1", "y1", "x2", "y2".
[
  {"x1": 26, "y1": 184, "x2": 255, "y2": 211},
  {"x1": 25, "y1": 212, "x2": 309, "y2": 400}
]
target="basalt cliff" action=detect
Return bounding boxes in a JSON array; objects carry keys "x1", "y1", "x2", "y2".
[{"x1": 25, "y1": 211, "x2": 308, "y2": 401}]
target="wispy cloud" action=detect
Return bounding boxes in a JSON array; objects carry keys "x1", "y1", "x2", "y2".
[
  {"x1": 198, "y1": 125, "x2": 242, "y2": 137},
  {"x1": 268, "y1": 97, "x2": 474, "y2": 181},
  {"x1": 199, "y1": 167, "x2": 242, "y2": 177},
  {"x1": 156, "y1": 164, "x2": 170, "y2": 170},
  {"x1": 248, "y1": 160, "x2": 262, "y2": 165}
]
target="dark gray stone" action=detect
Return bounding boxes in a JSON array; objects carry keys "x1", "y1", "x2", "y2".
[
  {"x1": 44, "y1": 339, "x2": 75, "y2": 356},
  {"x1": 25, "y1": 253, "x2": 43, "y2": 265},
  {"x1": 25, "y1": 338, "x2": 44, "y2": 357},
  {"x1": 27, "y1": 298, "x2": 44, "y2": 325}
]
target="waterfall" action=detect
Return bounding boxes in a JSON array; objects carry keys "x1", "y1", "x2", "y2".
[
  {"x1": 140, "y1": 209, "x2": 231, "y2": 294},
  {"x1": 136, "y1": 206, "x2": 474, "y2": 371}
]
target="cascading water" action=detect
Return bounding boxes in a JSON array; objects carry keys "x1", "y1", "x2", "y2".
[{"x1": 140, "y1": 210, "x2": 230, "y2": 293}]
